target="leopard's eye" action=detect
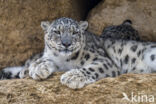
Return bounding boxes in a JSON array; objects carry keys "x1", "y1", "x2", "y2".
[{"x1": 54, "y1": 30, "x2": 60, "y2": 34}]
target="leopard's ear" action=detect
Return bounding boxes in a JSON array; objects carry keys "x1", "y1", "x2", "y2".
[
  {"x1": 79, "y1": 21, "x2": 88, "y2": 31},
  {"x1": 41, "y1": 21, "x2": 50, "y2": 32}
]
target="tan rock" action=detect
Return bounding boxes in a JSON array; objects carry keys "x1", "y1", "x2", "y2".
[
  {"x1": 0, "y1": 0, "x2": 86, "y2": 69},
  {"x1": 87, "y1": 0, "x2": 156, "y2": 41},
  {"x1": 0, "y1": 72, "x2": 155, "y2": 104},
  {"x1": 0, "y1": 1, "x2": 156, "y2": 104}
]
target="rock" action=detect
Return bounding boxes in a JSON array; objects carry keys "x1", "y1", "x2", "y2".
[
  {"x1": 0, "y1": 1, "x2": 156, "y2": 103},
  {"x1": 0, "y1": 0, "x2": 87, "y2": 69},
  {"x1": 87, "y1": 0, "x2": 156, "y2": 41},
  {"x1": 0, "y1": 72, "x2": 155, "y2": 104}
]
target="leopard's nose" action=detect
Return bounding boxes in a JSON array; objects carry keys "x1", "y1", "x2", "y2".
[
  {"x1": 61, "y1": 35, "x2": 72, "y2": 48},
  {"x1": 61, "y1": 38, "x2": 72, "y2": 48},
  {"x1": 62, "y1": 41, "x2": 71, "y2": 47}
]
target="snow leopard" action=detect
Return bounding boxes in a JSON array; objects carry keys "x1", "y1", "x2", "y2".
[
  {"x1": 101, "y1": 19, "x2": 141, "y2": 41},
  {"x1": 0, "y1": 17, "x2": 156, "y2": 89}
]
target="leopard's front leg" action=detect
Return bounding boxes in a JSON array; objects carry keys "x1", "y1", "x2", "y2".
[
  {"x1": 61, "y1": 57, "x2": 120, "y2": 89},
  {"x1": 29, "y1": 57, "x2": 57, "y2": 80}
]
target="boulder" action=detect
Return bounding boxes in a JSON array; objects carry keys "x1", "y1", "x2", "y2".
[
  {"x1": 87, "y1": 0, "x2": 156, "y2": 41},
  {"x1": 0, "y1": 1, "x2": 156, "y2": 104},
  {"x1": 0, "y1": 73, "x2": 155, "y2": 104}
]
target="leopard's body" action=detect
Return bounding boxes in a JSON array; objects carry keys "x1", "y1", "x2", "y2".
[{"x1": 1, "y1": 17, "x2": 156, "y2": 89}]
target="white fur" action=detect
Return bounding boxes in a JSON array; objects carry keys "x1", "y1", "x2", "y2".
[
  {"x1": 143, "y1": 48, "x2": 156, "y2": 72},
  {"x1": 3, "y1": 66, "x2": 24, "y2": 78}
]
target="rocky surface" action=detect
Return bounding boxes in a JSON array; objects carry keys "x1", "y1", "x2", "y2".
[
  {"x1": 0, "y1": 72, "x2": 155, "y2": 104},
  {"x1": 0, "y1": 0, "x2": 86, "y2": 69},
  {"x1": 0, "y1": 1, "x2": 156, "y2": 104},
  {"x1": 87, "y1": 0, "x2": 156, "y2": 41}
]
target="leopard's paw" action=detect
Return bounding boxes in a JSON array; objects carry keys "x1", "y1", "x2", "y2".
[
  {"x1": 60, "y1": 69, "x2": 95, "y2": 89},
  {"x1": 29, "y1": 59, "x2": 54, "y2": 80}
]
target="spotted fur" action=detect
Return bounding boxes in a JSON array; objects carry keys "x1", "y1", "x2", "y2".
[
  {"x1": 1, "y1": 17, "x2": 156, "y2": 89},
  {"x1": 101, "y1": 20, "x2": 141, "y2": 41}
]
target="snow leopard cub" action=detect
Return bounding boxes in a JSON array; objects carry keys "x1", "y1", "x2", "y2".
[{"x1": 1, "y1": 17, "x2": 156, "y2": 89}]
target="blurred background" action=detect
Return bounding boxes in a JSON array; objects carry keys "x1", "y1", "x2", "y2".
[{"x1": 0, "y1": 0, "x2": 155, "y2": 69}]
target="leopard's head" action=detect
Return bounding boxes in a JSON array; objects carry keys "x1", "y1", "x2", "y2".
[{"x1": 41, "y1": 17, "x2": 88, "y2": 55}]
